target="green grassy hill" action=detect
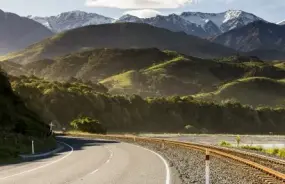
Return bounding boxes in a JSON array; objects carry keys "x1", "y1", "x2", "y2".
[
  {"x1": 101, "y1": 54, "x2": 285, "y2": 97},
  {"x1": 23, "y1": 48, "x2": 175, "y2": 82},
  {"x1": 0, "y1": 23, "x2": 235, "y2": 64},
  {"x1": 10, "y1": 75, "x2": 285, "y2": 134},
  {"x1": 194, "y1": 77, "x2": 285, "y2": 107},
  {"x1": 0, "y1": 71, "x2": 55, "y2": 161}
]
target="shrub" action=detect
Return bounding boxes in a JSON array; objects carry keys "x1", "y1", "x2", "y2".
[
  {"x1": 70, "y1": 117, "x2": 107, "y2": 134},
  {"x1": 277, "y1": 149, "x2": 285, "y2": 158},
  {"x1": 265, "y1": 148, "x2": 280, "y2": 155},
  {"x1": 241, "y1": 145, "x2": 264, "y2": 152},
  {"x1": 219, "y1": 141, "x2": 232, "y2": 147}
]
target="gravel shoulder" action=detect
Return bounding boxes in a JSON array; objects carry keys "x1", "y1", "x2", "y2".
[{"x1": 125, "y1": 139, "x2": 265, "y2": 184}]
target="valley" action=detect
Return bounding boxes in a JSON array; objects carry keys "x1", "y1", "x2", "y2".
[{"x1": 0, "y1": 6, "x2": 284, "y2": 163}]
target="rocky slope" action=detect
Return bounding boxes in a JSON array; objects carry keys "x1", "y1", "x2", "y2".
[
  {"x1": 29, "y1": 10, "x2": 263, "y2": 37},
  {"x1": 211, "y1": 21, "x2": 285, "y2": 52}
]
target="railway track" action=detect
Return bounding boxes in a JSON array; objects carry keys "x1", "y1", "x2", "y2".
[{"x1": 64, "y1": 133, "x2": 285, "y2": 183}]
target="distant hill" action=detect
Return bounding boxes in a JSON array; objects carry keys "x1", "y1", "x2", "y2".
[
  {"x1": 194, "y1": 77, "x2": 285, "y2": 107},
  {"x1": 101, "y1": 54, "x2": 285, "y2": 97},
  {"x1": 244, "y1": 49, "x2": 285, "y2": 61},
  {"x1": 23, "y1": 48, "x2": 174, "y2": 81},
  {"x1": 212, "y1": 21, "x2": 285, "y2": 53},
  {"x1": 0, "y1": 9, "x2": 53, "y2": 55},
  {"x1": 3, "y1": 48, "x2": 284, "y2": 98},
  {"x1": 0, "y1": 23, "x2": 235, "y2": 64}
]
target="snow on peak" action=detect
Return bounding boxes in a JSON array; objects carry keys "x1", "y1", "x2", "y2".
[
  {"x1": 277, "y1": 20, "x2": 285, "y2": 25},
  {"x1": 180, "y1": 10, "x2": 262, "y2": 32},
  {"x1": 116, "y1": 14, "x2": 143, "y2": 23},
  {"x1": 29, "y1": 11, "x2": 114, "y2": 33}
]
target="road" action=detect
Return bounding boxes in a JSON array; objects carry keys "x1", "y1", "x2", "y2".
[{"x1": 0, "y1": 137, "x2": 171, "y2": 184}]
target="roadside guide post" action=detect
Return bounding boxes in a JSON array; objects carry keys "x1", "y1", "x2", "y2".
[
  {"x1": 206, "y1": 149, "x2": 210, "y2": 184},
  {"x1": 32, "y1": 140, "x2": 35, "y2": 155}
]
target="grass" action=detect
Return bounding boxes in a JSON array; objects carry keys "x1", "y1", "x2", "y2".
[
  {"x1": 219, "y1": 141, "x2": 285, "y2": 158},
  {"x1": 100, "y1": 70, "x2": 138, "y2": 88},
  {"x1": 193, "y1": 77, "x2": 285, "y2": 107}
]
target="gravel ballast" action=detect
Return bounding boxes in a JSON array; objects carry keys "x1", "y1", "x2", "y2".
[{"x1": 132, "y1": 140, "x2": 268, "y2": 184}]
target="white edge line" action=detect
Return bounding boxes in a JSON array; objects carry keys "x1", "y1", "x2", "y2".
[
  {"x1": 132, "y1": 144, "x2": 171, "y2": 184},
  {"x1": 0, "y1": 141, "x2": 74, "y2": 180},
  {"x1": 89, "y1": 146, "x2": 113, "y2": 175}
]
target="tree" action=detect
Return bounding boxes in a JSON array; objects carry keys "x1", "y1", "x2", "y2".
[{"x1": 70, "y1": 117, "x2": 107, "y2": 134}]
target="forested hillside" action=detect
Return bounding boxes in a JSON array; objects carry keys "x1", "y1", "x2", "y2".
[
  {"x1": 9, "y1": 75, "x2": 285, "y2": 134},
  {"x1": 1, "y1": 48, "x2": 284, "y2": 108},
  {"x1": 0, "y1": 71, "x2": 55, "y2": 161}
]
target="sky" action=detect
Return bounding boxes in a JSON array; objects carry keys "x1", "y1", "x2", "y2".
[{"x1": 0, "y1": 0, "x2": 284, "y2": 22}]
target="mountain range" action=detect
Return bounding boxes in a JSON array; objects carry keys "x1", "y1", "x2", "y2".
[
  {"x1": 212, "y1": 21, "x2": 285, "y2": 52},
  {"x1": 0, "y1": 9, "x2": 53, "y2": 54},
  {"x1": 29, "y1": 10, "x2": 263, "y2": 37},
  {"x1": 28, "y1": 10, "x2": 114, "y2": 33},
  {"x1": 0, "y1": 23, "x2": 235, "y2": 64}
]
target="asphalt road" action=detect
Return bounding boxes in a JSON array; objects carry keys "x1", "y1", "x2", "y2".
[{"x1": 0, "y1": 137, "x2": 171, "y2": 184}]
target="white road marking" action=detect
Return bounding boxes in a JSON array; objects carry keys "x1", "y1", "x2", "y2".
[
  {"x1": 89, "y1": 146, "x2": 113, "y2": 175},
  {"x1": 133, "y1": 144, "x2": 171, "y2": 184},
  {"x1": 0, "y1": 141, "x2": 74, "y2": 180},
  {"x1": 90, "y1": 169, "x2": 99, "y2": 174}
]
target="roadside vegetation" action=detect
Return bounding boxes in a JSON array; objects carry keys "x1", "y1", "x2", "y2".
[
  {"x1": 9, "y1": 75, "x2": 285, "y2": 134},
  {"x1": 70, "y1": 117, "x2": 106, "y2": 134},
  {"x1": 219, "y1": 141, "x2": 285, "y2": 158},
  {"x1": 0, "y1": 71, "x2": 56, "y2": 162}
]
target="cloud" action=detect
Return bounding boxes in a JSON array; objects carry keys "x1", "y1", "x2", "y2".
[
  {"x1": 123, "y1": 9, "x2": 162, "y2": 18},
  {"x1": 85, "y1": 0, "x2": 193, "y2": 9}
]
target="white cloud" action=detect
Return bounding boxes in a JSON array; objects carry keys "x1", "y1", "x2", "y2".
[
  {"x1": 123, "y1": 9, "x2": 162, "y2": 18},
  {"x1": 85, "y1": 0, "x2": 193, "y2": 9}
]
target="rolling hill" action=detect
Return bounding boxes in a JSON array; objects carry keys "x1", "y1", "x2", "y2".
[
  {"x1": 193, "y1": 77, "x2": 285, "y2": 107},
  {"x1": 0, "y1": 23, "x2": 236, "y2": 64},
  {"x1": 6, "y1": 48, "x2": 283, "y2": 98}
]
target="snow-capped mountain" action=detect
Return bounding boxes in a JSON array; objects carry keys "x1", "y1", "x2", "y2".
[
  {"x1": 29, "y1": 10, "x2": 264, "y2": 37},
  {"x1": 143, "y1": 14, "x2": 207, "y2": 37},
  {"x1": 181, "y1": 10, "x2": 263, "y2": 33},
  {"x1": 116, "y1": 14, "x2": 143, "y2": 23},
  {"x1": 277, "y1": 20, "x2": 285, "y2": 25},
  {"x1": 29, "y1": 10, "x2": 114, "y2": 33}
]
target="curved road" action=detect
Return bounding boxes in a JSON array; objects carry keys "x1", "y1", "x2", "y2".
[{"x1": 0, "y1": 137, "x2": 171, "y2": 184}]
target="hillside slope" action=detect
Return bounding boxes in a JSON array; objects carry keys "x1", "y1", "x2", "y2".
[
  {"x1": 212, "y1": 21, "x2": 285, "y2": 52},
  {"x1": 3, "y1": 48, "x2": 284, "y2": 99},
  {"x1": 0, "y1": 9, "x2": 53, "y2": 54},
  {"x1": 0, "y1": 23, "x2": 235, "y2": 64},
  {"x1": 100, "y1": 53, "x2": 285, "y2": 96},
  {"x1": 10, "y1": 76, "x2": 285, "y2": 134},
  {"x1": 0, "y1": 71, "x2": 55, "y2": 160},
  {"x1": 194, "y1": 77, "x2": 285, "y2": 107}
]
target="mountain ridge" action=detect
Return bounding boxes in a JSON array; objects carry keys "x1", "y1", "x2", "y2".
[
  {"x1": 211, "y1": 21, "x2": 285, "y2": 52},
  {"x1": 0, "y1": 23, "x2": 236, "y2": 64},
  {"x1": 0, "y1": 9, "x2": 53, "y2": 54},
  {"x1": 29, "y1": 9, "x2": 264, "y2": 37}
]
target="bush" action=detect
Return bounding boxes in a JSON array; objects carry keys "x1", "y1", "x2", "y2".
[
  {"x1": 241, "y1": 145, "x2": 264, "y2": 152},
  {"x1": 70, "y1": 117, "x2": 107, "y2": 134},
  {"x1": 219, "y1": 141, "x2": 232, "y2": 147},
  {"x1": 277, "y1": 149, "x2": 285, "y2": 158}
]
